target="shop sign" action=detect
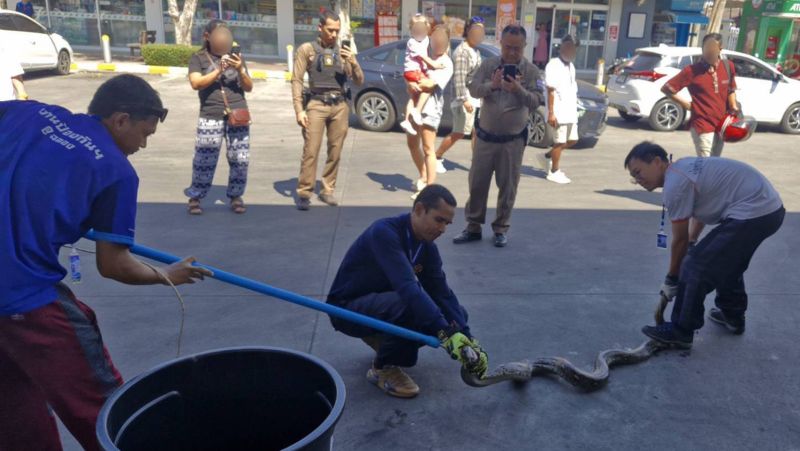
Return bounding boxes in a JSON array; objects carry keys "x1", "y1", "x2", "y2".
[
  {"x1": 670, "y1": 0, "x2": 704, "y2": 12},
  {"x1": 496, "y1": 0, "x2": 517, "y2": 42},
  {"x1": 608, "y1": 24, "x2": 618, "y2": 41},
  {"x1": 764, "y1": 0, "x2": 800, "y2": 13}
]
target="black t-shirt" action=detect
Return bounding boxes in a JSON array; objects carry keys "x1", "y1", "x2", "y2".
[{"x1": 188, "y1": 50, "x2": 248, "y2": 120}]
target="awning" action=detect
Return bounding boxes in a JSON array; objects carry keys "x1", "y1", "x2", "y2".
[{"x1": 673, "y1": 12, "x2": 709, "y2": 24}]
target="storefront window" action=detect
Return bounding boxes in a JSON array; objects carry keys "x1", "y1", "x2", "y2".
[
  {"x1": 98, "y1": 0, "x2": 146, "y2": 47},
  {"x1": 293, "y1": 0, "x2": 327, "y2": 48},
  {"x1": 222, "y1": 0, "x2": 278, "y2": 56},
  {"x1": 31, "y1": 0, "x2": 101, "y2": 46}
]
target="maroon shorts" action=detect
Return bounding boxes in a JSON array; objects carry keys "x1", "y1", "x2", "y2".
[{"x1": 0, "y1": 283, "x2": 123, "y2": 451}]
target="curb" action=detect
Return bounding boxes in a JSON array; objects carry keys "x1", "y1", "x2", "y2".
[{"x1": 70, "y1": 62, "x2": 291, "y2": 81}]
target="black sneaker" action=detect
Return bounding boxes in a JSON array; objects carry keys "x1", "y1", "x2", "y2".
[
  {"x1": 295, "y1": 197, "x2": 311, "y2": 211},
  {"x1": 708, "y1": 308, "x2": 745, "y2": 335},
  {"x1": 453, "y1": 230, "x2": 482, "y2": 244},
  {"x1": 642, "y1": 322, "x2": 693, "y2": 349},
  {"x1": 493, "y1": 233, "x2": 508, "y2": 248}
]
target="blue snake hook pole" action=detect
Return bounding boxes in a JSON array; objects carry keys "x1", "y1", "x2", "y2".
[{"x1": 84, "y1": 230, "x2": 441, "y2": 348}]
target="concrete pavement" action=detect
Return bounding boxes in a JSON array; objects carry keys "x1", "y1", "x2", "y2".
[{"x1": 21, "y1": 72, "x2": 800, "y2": 451}]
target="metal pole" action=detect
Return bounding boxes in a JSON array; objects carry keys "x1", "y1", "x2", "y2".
[
  {"x1": 94, "y1": 0, "x2": 103, "y2": 50},
  {"x1": 83, "y1": 231, "x2": 441, "y2": 348},
  {"x1": 44, "y1": 0, "x2": 52, "y2": 29}
]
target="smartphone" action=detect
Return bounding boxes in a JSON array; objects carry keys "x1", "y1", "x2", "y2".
[
  {"x1": 231, "y1": 44, "x2": 241, "y2": 56},
  {"x1": 341, "y1": 39, "x2": 351, "y2": 49},
  {"x1": 503, "y1": 64, "x2": 517, "y2": 80}
]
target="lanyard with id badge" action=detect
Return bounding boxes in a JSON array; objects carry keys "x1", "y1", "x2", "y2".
[
  {"x1": 407, "y1": 228, "x2": 424, "y2": 274},
  {"x1": 656, "y1": 153, "x2": 673, "y2": 250}
]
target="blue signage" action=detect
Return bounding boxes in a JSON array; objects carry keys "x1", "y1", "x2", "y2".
[{"x1": 671, "y1": 0, "x2": 704, "y2": 12}]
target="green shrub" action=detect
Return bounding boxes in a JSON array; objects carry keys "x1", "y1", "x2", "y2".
[{"x1": 141, "y1": 44, "x2": 200, "y2": 67}]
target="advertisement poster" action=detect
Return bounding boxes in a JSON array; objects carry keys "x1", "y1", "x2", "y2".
[{"x1": 496, "y1": 0, "x2": 517, "y2": 41}]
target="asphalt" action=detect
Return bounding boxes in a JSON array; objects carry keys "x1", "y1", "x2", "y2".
[{"x1": 22, "y1": 72, "x2": 800, "y2": 451}]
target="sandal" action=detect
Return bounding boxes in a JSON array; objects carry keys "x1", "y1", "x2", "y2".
[
  {"x1": 188, "y1": 198, "x2": 203, "y2": 215},
  {"x1": 230, "y1": 197, "x2": 247, "y2": 214}
]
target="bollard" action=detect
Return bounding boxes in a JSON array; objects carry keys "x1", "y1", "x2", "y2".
[
  {"x1": 287, "y1": 44, "x2": 294, "y2": 71},
  {"x1": 596, "y1": 57, "x2": 605, "y2": 92},
  {"x1": 101, "y1": 34, "x2": 111, "y2": 64}
]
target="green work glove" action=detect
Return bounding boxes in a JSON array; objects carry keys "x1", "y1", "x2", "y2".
[{"x1": 439, "y1": 331, "x2": 489, "y2": 377}]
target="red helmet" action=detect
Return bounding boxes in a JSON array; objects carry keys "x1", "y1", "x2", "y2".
[{"x1": 717, "y1": 114, "x2": 757, "y2": 143}]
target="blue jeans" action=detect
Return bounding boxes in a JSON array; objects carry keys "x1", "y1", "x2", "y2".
[
  {"x1": 329, "y1": 292, "x2": 469, "y2": 368},
  {"x1": 672, "y1": 207, "x2": 785, "y2": 332}
]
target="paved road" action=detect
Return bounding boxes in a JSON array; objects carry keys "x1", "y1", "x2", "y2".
[{"x1": 23, "y1": 72, "x2": 800, "y2": 451}]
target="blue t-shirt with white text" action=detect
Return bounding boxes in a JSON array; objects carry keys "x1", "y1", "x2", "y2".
[{"x1": 0, "y1": 101, "x2": 139, "y2": 315}]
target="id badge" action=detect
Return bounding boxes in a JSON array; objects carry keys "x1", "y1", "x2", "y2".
[
  {"x1": 323, "y1": 54, "x2": 334, "y2": 67},
  {"x1": 657, "y1": 231, "x2": 668, "y2": 249}
]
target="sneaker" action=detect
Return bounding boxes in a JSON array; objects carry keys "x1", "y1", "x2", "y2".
[
  {"x1": 415, "y1": 178, "x2": 427, "y2": 192},
  {"x1": 367, "y1": 365, "x2": 419, "y2": 398},
  {"x1": 400, "y1": 120, "x2": 417, "y2": 136},
  {"x1": 436, "y1": 158, "x2": 447, "y2": 174},
  {"x1": 295, "y1": 197, "x2": 311, "y2": 211},
  {"x1": 641, "y1": 322, "x2": 693, "y2": 349},
  {"x1": 493, "y1": 233, "x2": 508, "y2": 248},
  {"x1": 546, "y1": 170, "x2": 572, "y2": 184},
  {"x1": 409, "y1": 109, "x2": 423, "y2": 125},
  {"x1": 410, "y1": 190, "x2": 420, "y2": 200},
  {"x1": 453, "y1": 230, "x2": 482, "y2": 244},
  {"x1": 534, "y1": 152, "x2": 552, "y2": 173},
  {"x1": 318, "y1": 193, "x2": 339, "y2": 206},
  {"x1": 708, "y1": 308, "x2": 745, "y2": 335}
]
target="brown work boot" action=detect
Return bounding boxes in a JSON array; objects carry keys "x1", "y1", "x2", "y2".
[
  {"x1": 366, "y1": 365, "x2": 420, "y2": 398},
  {"x1": 361, "y1": 335, "x2": 382, "y2": 352}
]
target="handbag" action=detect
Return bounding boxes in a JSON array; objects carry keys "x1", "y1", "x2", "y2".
[{"x1": 205, "y1": 52, "x2": 251, "y2": 126}]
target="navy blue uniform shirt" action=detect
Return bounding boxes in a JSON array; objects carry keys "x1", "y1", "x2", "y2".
[
  {"x1": 0, "y1": 101, "x2": 139, "y2": 315},
  {"x1": 327, "y1": 213, "x2": 469, "y2": 334}
]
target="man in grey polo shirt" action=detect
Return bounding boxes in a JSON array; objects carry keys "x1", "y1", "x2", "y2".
[{"x1": 625, "y1": 142, "x2": 784, "y2": 348}]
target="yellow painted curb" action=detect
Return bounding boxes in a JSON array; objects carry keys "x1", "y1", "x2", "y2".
[
  {"x1": 250, "y1": 70, "x2": 267, "y2": 80},
  {"x1": 97, "y1": 63, "x2": 116, "y2": 72},
  {"x1": 148, "y1": 66, "x2": 170, "y2": 75},
  {"x1": 70, "y1": 63, "x2": 78, "y2": 71},
  {"x1": 284, "y1": 71, "x2": 291, "y2": 81}
]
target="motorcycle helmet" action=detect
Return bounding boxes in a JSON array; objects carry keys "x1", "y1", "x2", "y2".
[{"x1": 717, "y1": 114, "x2": 757, "y2": 143}]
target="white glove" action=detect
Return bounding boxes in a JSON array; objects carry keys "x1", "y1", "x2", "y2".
[{"x1": 660, "y1": 275, "x2": 679, "y2": 301}]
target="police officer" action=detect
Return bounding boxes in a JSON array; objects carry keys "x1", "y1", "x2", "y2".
[
  {"x1": 292, "y1": 10, "x2": 364, "y2": 210},
  {"x1": 453, "y1": 24, "x2": 541, "y2": 248}
]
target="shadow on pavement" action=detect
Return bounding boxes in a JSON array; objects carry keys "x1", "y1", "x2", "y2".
[
  {"x1": 366, "y1": 172, "x2": 415, "y2": 192},
  {"x1": 595, "y1": 189, "x2": 663, "y2": 207}
]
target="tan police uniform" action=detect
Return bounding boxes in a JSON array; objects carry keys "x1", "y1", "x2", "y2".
[
  {"x1": 292, "y1": 38, "x2": 364, "y2": 200},
  {"x1": 464, "y1": 56, "x2": 540, "y2": 234}
]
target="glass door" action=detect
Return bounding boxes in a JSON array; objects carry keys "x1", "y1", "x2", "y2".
[{"x1": 535, "y1": 2, "x2": 608, "y2": 71}]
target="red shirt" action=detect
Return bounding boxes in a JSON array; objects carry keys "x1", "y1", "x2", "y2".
[{"x1": 665, "y1": 59, "x2": 736, "y2": 133}]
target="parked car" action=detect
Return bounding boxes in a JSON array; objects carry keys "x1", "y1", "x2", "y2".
[
  {"x1": 348, "y1": 38, "x2": 608, "y2": 148},
  {"x1": 607, "y1": 46, "x2": 800, "y2": 134},
  {"x1": 0, "y1": 10, "x2": 73, "y2": 75}
]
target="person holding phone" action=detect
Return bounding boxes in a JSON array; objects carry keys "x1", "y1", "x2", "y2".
[
  {"x1": 291, "y1": 10, "x2": 364, "y2": 211},
  {"x1": 535, "y1": 34, "x2": 579, "y2": 185},
  {"x1": 185, "y1": 20, "x2": 253, "y2": 215},
  {"x1": 454, "y1": 24, "x2": 541, "y2": 248}
]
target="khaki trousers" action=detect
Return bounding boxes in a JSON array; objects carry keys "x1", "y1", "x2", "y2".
[
  {"x1": 464, "y1": 136, "x2": 525, "y2": 234},
  {"x1": 297, "y1": 100, "x2": 349, "y2": 199}
]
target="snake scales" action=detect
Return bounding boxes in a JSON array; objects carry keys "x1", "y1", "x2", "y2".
[{"x1": 460, "y1": 339, "x2": 675, "y2": 389}]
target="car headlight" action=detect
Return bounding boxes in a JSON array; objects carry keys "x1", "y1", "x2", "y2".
[{"x1": 578, "y1": 98, "x2": 600, "y2": 109}]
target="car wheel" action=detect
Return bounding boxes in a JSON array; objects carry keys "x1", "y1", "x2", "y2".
[
  {"x1": 55, "y1": 50, "x2": 71, "y2": 75},
  {"x1": 356, "y1": 91, "x2": 395, "y2": 132},
  {"x1": 618, "y1": 110, "x2": 640, "y2": 122},
  {"x1": 780, "y1": 102, "x2": 800, "y2": 134},
  {"x1": 648, "y1": 98, "x2": 685, "y2": 131},
  {"x1": 527, "y1": 106, "x2": 552, "y2": 148}
]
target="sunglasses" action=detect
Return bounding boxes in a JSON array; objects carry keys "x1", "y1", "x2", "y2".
[
  {"x1": 470, "y1": 16, "x2": 485, "y2": 24},
  {"x1": 117, "y1": 105, "x2": 169, "y2": 123}
]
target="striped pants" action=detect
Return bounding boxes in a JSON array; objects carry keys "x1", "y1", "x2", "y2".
[{"x1": 185, "y1": 117, "x2": 250, "y2": 200}]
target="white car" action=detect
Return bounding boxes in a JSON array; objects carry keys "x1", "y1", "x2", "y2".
[
  {"x1": 607, "y1": 46, "x2": 800, "y2": 134},
  {"x1": 0, "y1": 10, "x2": 72, "y2": 75}
]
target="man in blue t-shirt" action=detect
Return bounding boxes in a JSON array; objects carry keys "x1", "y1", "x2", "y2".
[
  {"x1": 0, "y1": 74, "x2": 212, "y2": 451},
  {"x1": 327, "y1": 185, "x2": 488, "y2": 398},
  {"x1": 16, "y1": 0, "x2": 35, "y2": 17}
]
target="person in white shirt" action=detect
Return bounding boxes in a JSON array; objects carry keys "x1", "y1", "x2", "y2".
[
  {"x1": 0, "y1": 45, "x2": 28, "y2": 101},
  {"x1": 536, "y1": 35, "x2": 579, "y2": 184},
  {"x1": 626, "y1": 142, "x2": 784, "y2": 349}
]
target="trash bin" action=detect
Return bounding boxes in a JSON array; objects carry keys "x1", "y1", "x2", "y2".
[{"x1": 96, "y1": 347, "x2": 346, "y2": 451}]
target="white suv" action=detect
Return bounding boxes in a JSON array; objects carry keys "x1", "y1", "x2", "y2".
[{"x1": 607, "y1": 46, "x2": 800, "y2": 134}]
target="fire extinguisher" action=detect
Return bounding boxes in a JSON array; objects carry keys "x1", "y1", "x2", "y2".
[{"x1": 766, "y1": 35, "x2": 778, "y2": 59}]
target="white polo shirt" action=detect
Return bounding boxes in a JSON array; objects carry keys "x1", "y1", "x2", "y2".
[
  {"x1": 545, "y1": 57, "x2": 578, "y2": 124},
  {"x1": 0, "y1": 45, "x2": 24, "y2": 101}
]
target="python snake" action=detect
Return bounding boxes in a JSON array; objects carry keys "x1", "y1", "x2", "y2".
[{"x1": 460, "y1": 339, "x2": 675, "y2": 389}]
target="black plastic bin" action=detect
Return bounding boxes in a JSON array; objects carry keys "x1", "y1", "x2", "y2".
[{"x1": 96, "y1": 347, "x2": 346, "y2": 451}]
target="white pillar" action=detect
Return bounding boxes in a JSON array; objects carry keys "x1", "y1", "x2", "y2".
[
  {"x1": 401, "y1": 0, "x2": 417, "y2": 37},
  {"x1": 605, "y1": 0, "x2": 623, "y2": 65},
  {"x1": 277, "y1": 0, "x2": 294, "y2": 59}
]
